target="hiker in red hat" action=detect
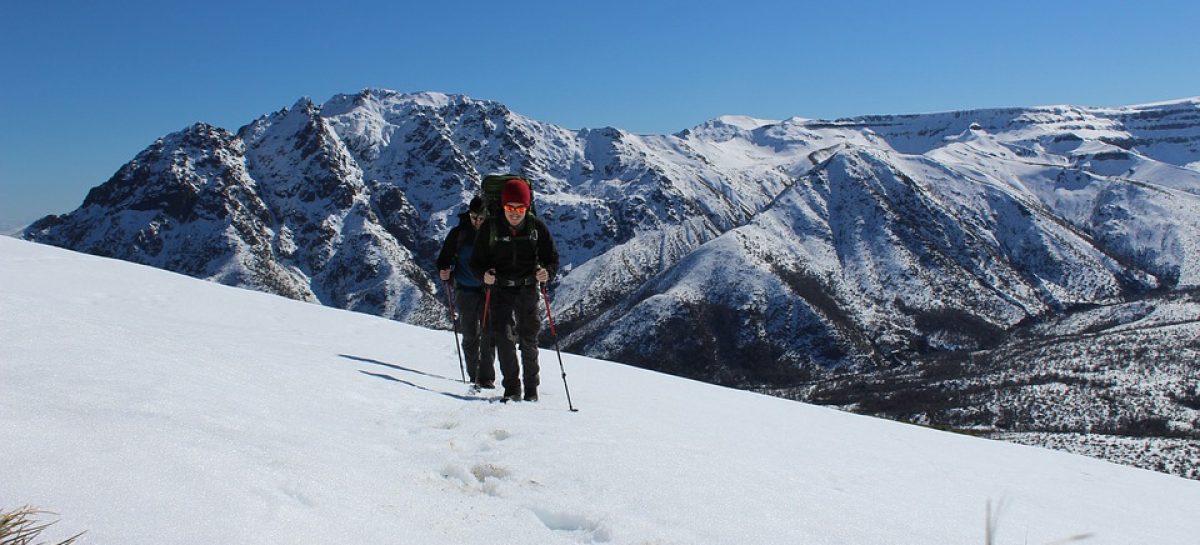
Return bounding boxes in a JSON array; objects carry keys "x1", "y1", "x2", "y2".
[{"x1": 470, "y1": 178, "x2": 559, "y2": 402}]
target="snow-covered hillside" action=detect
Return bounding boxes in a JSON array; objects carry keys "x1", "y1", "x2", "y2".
[{"x1": 4, "y1": 238, "x2": 1200, "y2": 544}]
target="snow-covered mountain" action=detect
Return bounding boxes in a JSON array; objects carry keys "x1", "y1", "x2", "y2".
[
  {"x1": 22, "y1": 96, "x2": 447, "y2": 327},
  {"x1": 4, "y1": 236, "x2": 1200, "y2": 545},
  {"x1": 768, "y1": 287, "x2": 1200, "y2": 479},
  {"x1": 21, "y1": 90, "x2": 1200, "y2": 476},
  {"x1": 0, "y1": 221, "x2": 29, "y2": 236}
]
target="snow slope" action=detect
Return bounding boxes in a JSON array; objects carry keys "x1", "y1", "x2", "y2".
[{"x1": 2, "y1": 236, "x2": 1198, "y2": 545}]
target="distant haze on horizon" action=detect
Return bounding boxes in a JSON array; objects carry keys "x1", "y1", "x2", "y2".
[{"x1": 2, "y1": 0, "x2": 1198, "y2": 225}]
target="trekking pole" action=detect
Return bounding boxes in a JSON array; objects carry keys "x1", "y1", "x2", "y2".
[
  {"x1": 442, "y1": 279, "x2": 467, "y2": 383},
  {"x1": 476, "y1": 285, "x2": 493, "y2": 389},
  {"x1": 481, "y1": 281, "x2": 493, "y2": 333},
  {"x1": 540, "y1": 284, "x2": 578, "y2": 412}
]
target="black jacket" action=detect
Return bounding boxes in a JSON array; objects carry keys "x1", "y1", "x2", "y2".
[{"x1": 470, "y1": 215, "x2": 559, "y2": 286}]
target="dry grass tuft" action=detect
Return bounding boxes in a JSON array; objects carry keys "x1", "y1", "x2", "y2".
[{"x1": 0, "y1": 506, "x2": 84, "y2": 545}]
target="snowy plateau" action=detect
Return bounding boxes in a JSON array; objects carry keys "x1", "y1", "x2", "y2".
[
  {"x1": 3, "y1": 236, "x2": 1200, "y2": 545},
  {"x1": 19, "y1": 89, "x2": 1200, "y2": 479}
]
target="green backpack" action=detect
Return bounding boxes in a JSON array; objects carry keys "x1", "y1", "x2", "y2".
[{"x1": 480, "y1": 174, "x2": 537, "y2": 220}]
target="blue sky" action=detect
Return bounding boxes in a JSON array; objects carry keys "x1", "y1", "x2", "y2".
[{"x1": 2, "y1": 0, "x2": 1198, "y2": 226}]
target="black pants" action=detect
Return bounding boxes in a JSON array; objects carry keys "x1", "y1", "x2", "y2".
[
  {"x1": 487, "y1": 285, "x2": 541, "y2": 397},
  {"x1": 456, "y1": 288, "x2": 496, "y2": 384}
]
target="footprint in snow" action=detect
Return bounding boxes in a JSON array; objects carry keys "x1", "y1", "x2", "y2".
[
  {"x1": 471, "y1": 462, "x2": 510, "y2": 482},
  {"x1": 529, "y1": 508, "x2": 613, "y2": 543},
  {"x1": 440, "y1": 463, "x2": 512, "y2": 497}
]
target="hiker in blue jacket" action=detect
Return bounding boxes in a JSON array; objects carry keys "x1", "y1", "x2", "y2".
[
  {"x1": 437, "y1": 197, "x2": 497, "y2": 389},
  {"x1": 470, "y1": 179, "x2": 559, "y2": 402}
]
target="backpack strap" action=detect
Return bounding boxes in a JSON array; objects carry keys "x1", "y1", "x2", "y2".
[
  {"x1": 530, "y1": 219, "x2": 540, "y2": 268},
  {"x1": 488, "y1": 218, "x2": 542, "y2": 264}
]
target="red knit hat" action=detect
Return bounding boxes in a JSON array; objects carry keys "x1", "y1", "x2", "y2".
[{"x1": 501, "y1": 178, "x2": 531, "y2": 207}]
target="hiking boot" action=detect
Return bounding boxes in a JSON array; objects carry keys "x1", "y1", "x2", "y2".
[
  {"x1": 523, "y1": 388, "x2": 538, "y2": 402},
  {"x1": 478, "y1": 380, "x2": 496, "y2": 390},
  {"x1": 502, "y1": 390, "x2": 522, "y2": 403}
]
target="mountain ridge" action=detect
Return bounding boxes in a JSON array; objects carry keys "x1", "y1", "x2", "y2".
[{"x1": 22, "y1": 89, "x2": 1200, "y2": 478}]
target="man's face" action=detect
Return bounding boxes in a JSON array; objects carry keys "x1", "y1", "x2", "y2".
[
  {"x1": 470, "y1": 212, "x2": 484, "y2": 228},
  {"x1": 503, "y1": 202, "x2": 528, "y2": 227}
]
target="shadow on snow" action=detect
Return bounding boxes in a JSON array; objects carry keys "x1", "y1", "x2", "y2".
[{"x1": 340, "y1": 354, "x2": 483, "y2": 402}]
